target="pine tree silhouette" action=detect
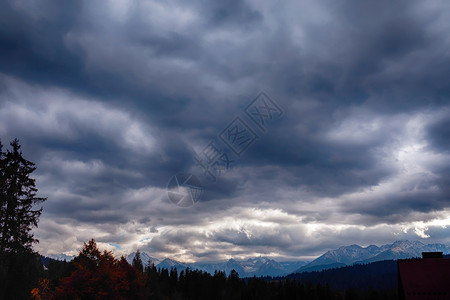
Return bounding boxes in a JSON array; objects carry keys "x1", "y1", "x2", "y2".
[
  {"x1": 0, "y1": 139, "x2": 47, "y2": 299},
  {"x1": 132, "y1": 249, "x2": 144, "y2": 273}
]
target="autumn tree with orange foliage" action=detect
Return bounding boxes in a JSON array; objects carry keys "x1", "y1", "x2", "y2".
[{"x1": 52, "y1": 239, "x2": 144, "y2": 299}]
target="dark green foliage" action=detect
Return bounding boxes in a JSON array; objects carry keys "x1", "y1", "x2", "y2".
[
  {"x1": 285, "y1": 260, "x2": 399, "y2": 300},
  {"x1": 1, "y1": 251, "x2": 44, "y2": 300},
  {"x1": 287, "y1": 260, "x2": 398, "y2": 291},
  {"x1": 42, "y1": 255, "x2": 74, "y2": 288}
]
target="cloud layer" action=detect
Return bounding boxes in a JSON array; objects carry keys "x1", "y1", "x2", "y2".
[{"x1": 1, "y1": 0, "x2": 449, "y2": 261}]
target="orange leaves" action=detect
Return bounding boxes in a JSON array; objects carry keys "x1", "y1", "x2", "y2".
[
  {"x1": 54, "y1": 239, "x2": 144, "y2": 299},
  {"x1": 30, "y1": 278, "x2": 52, "y2": 300}
]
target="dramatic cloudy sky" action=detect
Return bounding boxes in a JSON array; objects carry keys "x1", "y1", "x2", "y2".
[{"x1": 1, "y1": 0, "x2": 450, "y2": 262}]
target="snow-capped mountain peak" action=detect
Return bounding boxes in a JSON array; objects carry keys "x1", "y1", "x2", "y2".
[
  {"x1": 126, "y1": 251, "x2": 161, "y2": 267},
  {"x1": 296, "y1": 240, "x2": 450, "y2": 273}
]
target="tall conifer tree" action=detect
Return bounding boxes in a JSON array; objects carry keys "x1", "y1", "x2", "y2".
[
  {"x1": 0, "y1": 139, "x2": 46, "y2": 299},
  {"x1": 132, "y1": 249, "x2": 144, "y2": 273}
]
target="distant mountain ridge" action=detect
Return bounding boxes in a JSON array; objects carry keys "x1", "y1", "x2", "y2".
[
  {"x1": 125, "y1": 253, "x2": 307, "y2": 277},
  {"x1": 47, "y1": 253, "x2": 76, "y2": 261},
  {"x1": 295, "y1": 240, "x2": 450, "y2": 273},
  {"x1": 46, "y1": 240, "x2": 449, "y2": 277},
  {"x1": 127, "y1": 251, "x2": 161, "y2": 266}
]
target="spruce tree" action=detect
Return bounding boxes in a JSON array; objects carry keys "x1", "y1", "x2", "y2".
[
  {"x1": 0, "y1": 139, "x2": 46, "y2": 253},
  {"x1": 0, "y1": 139, "x2": 46, "y2": 299}
]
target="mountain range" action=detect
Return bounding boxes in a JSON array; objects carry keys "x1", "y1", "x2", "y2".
[
  {"x1": 47, "y1": 240, "x2": 449, "y2": 277},
  {"x1": 295, "y1": 240, "x2": 450, "y2": 272},
  {"x1": 47, "y1": 253, "x2": 76, "y2": 261},
  {"x1": 126, "y1": 254, "x2": 307, "y2": 277}
]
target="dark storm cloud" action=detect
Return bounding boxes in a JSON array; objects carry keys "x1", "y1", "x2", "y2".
[
  {"x1": 262, "y1": 0, "x2": 450, "y2": 112},
  {"x1": 199, "y1": 176, "x2": 243, "y2": 202},
  {"x1": 427, "y1": 116, "x2": 450, "y2": 153},
  {"x1": 1, "y1": 0, "x2": 450, "y2": 259},
  {"x1": 343, "y1": 187, "x2": 448, "y2": 224},
  {"x1": 0, "y1": 0, "x2": 207, "y2": 122},
  {"x1": 202, "y1": 0, "x2": 263, "y2": 27},
  {"x1": 0, "y1": 1, "x2": 88, "y2": 90},
  {"x1": 239, "y1": 127, "x2": 393, "y2": 197}
]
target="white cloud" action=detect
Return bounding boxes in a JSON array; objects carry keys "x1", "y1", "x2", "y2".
[{"x1": 0, "y1": 75, "x2": 156, "y2": 154}]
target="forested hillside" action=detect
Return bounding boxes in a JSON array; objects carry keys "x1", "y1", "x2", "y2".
[{"x1": 33, "y1": 239, "x2": 400, "y2": 299}]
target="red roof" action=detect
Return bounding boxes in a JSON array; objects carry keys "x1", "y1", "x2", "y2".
[{"x1": 398, "y1": 258, "x2": 450, "y2": 299}]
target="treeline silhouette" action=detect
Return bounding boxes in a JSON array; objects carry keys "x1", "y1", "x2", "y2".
[
  {"x1": 31, "y1": 239, "x2": 398, "y2": 299},
  {"x1": 286, "y1": 260, "x2": 398, "y2": 291}
]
